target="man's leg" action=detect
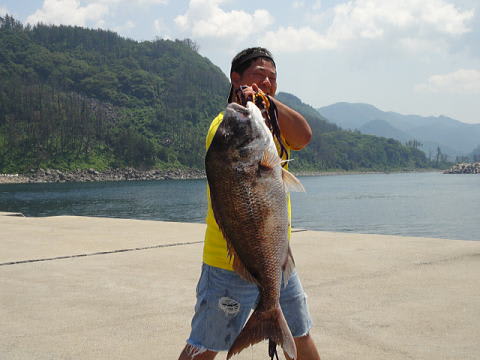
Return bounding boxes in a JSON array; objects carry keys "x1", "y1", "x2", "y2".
[
  {"x1": 283, "y1": 334, "x2": 320, "y2": 360},
  {"x1": 178, "y1": 264, "x2": 259, "y2": 360},
  {"x1": 179, "y1": 336, "x2": 320, "y2": 360},
  {"x1": 280, "y1": 271, "x2": 320, "y2": 360}
]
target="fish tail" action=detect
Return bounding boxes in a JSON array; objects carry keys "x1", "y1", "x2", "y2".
[{"x1": 226, "y1": 305, "x2": 297, "y2": 360}]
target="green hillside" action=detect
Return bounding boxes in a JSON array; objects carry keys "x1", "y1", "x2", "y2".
[
  {"x1": 0, "y1": 15, "x2": 229, "y2": 172},
  {"x1": 1, "y1": 16, "x2": 434, "y2": 174}
]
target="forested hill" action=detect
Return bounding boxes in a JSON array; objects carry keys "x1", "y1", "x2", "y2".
[
  {"x1": 0, "y1": 15, "x2": 229, "y2": 172},
  {"x1": 1, "y1": 16, "x2": 434, "y2": 173}
]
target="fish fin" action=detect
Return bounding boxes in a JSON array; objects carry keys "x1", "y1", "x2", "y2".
[
  {"x1": 260, "y1": 148, "x2": 282, "y2": 169},
  {"x1": 226, "y1": 244, "x2": 261, "y2": 286},
  {"x1": 208, "y1": 189, "x2": 259, "y2": 285},
  {"x1": 227, "y1": 305, "x2": 297, "y2": 360},
  {"x1": 282, "y1": 245, "x2": 296, "y2": 287},
  {"x1": 225, "y1": 237, "x2": 235, "y2": 261},
  {"x1": 233, "y1": 260, "x2": 260, "y2": 286},
  {"x1": 281, "y1": 168, "x2": 305, "y2": 192}
]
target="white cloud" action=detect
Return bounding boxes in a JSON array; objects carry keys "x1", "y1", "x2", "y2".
[
  {"x1": 153, "y1": 17, "x2": 171, "y2": 39},
  {"x1": 292, "y1": 1, "x2": 304, "y2": 9},
  {"x1": 132, "y1": 0, "x2": 167, "y2": 3},
  {"x1": 262, "y1": 0, "x2": 474, "y2": 52},
  {"x1": 419, "y1": 0, "x2": 474, "y2": 34},
  {"x1": 415, "y1": 69, "x2": 480, "y2": 94},
  {"x1": 26, "y1": 0, "x2": 108, "y2": 27},
  {"x1": 174, "y1": 0, "x2": 273, "y2": 40},
  {"x1": 399, "y1": 37, "x2": 447, "y2": 54},
  {"x1": 153, "y1": 18, "x2": 164, "y2": 33},
  {"x1": 312, "y1": 0, "x2": 322, "y2": 11},
  {"x1": 113, "y1": 19, "x2": 135, "y2": 33},
  {"x1": 86, "y1": 0, "x2": 167, "y2": 4},
  {"x1": 261, "y1": 26, "x2": 335, "y2": 52},
  {"x1": 327, "y1": 0, "x2": 474, "y2": 41},
  {"x1": 0, "y1": 6, "x2": 8, "y2": 16}
]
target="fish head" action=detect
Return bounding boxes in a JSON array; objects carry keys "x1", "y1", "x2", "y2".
[{"x1": 217, "y1": 102, "x2": 273, "y2": 154}]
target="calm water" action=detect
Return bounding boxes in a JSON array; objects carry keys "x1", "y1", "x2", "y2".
[{"x1": 1, "y1": 172, "x2": 478, "y2": 241}]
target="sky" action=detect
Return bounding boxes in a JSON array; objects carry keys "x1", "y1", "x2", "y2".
[{"x1": 1, "y1": 0, "x2": 479, "y2": 124}]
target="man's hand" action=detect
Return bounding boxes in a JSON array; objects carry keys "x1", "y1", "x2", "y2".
[
  {"x1": 233, "y1": 83, "x2": 263, "y2": 105},
  {"x1": 233, "y1": 83, "x2": 312, "y2": 150}
]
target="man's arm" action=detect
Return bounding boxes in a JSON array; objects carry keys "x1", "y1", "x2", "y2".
[{"x1": 269, "y1": 96, "x2": 312, "y2": 151}]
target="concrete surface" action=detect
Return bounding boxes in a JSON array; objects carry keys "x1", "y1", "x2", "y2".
[{"x1": 1, "y1": 213, "x2": 479, "y2": 359}]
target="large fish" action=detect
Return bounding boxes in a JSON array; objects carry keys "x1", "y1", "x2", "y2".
[{"x1": 205, "y1": 101, "x2": 304, "y2": 359}]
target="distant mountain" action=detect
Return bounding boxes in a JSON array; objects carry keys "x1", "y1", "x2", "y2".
[
  {"x1": 470, "y1": 145, "x2": 480, "y2": 162},
  {"x1": 359, "y1": 119, "x2": 411, "y2": 142},
  {"x1": 317, "y1": 102, "x2": 480, "y2": 159},
  {"x1": 276, "y1": 92, "x2": 338, "y2": 133},
  {"x1": 276, "y1": 93, "x2": 432, "y2": 171}
]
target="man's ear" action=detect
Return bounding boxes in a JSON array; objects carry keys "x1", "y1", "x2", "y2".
[{"x1": 231, "y1": 72, "x2": 241, "y2": 88}]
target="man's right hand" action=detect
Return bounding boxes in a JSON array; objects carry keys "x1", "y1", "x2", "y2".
[{"x1": 233, "y1": 83, "x2": 262, "y2": 105}]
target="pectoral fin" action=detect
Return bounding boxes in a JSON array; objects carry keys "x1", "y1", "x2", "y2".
[
  {"x1": 226, "y1": 240, "x2": 260, "y2": 286},
  {"x1": 281, "y1": 168, "x2": 305, "y2": 192},
  {"x1": 260, "y1": 148, "x2": 282, "y2": 169}
]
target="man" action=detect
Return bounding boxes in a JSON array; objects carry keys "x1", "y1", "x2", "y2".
[{"x1": 178, "y1": 47, "x2": 320, "y2": 360}]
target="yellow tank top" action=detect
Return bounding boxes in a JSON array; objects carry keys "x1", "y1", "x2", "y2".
[{"x1": 203, "y1": 112, "x2": 292, "y2": 270}]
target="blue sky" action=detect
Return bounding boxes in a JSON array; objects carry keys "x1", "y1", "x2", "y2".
[{"x1": 1, "y1": 0, "x2": 479, "y2": 124}]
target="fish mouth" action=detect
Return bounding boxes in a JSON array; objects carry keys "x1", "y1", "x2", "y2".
[{"x1": 226, "y1": 102, "x2": 250, "y2": 118}]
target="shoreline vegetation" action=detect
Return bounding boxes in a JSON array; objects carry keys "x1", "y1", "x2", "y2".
[{"x1": 0, "y1": 167, "x2": 444, "y2": 184}]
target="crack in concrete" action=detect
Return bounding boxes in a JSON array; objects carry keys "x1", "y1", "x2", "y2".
[
  {"x1": 414, "y1": 252, "x2": 480, "y2": 266},
  {"x1": 0, "y1": 241, "x2": 203, "y2": 266}
]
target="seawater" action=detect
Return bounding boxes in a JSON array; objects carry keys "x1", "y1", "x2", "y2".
[{"x1": 1, "y1": 172, "x2": 478, "y2": 241}]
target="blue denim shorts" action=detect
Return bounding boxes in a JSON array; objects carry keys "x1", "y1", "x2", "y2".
[{"x1": 186, "y1": 263, "x2": 313, "y2": 352}]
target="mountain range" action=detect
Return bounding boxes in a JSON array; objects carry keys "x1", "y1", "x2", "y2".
[{"x1": 317, "y1": 102, "x2": 480, "y2": 160}]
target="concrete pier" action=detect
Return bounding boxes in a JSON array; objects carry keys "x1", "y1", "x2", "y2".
[{"x1": 1, "y1": 212, "x2": 479, "y2": 359}]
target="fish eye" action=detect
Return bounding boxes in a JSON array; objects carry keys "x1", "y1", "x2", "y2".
[
  {"x1": 258, "y1": 163, "x2": 273, "y2": 172},
  {"x1": 239, "y1": 149, "x2": 250, "y2": 158}
]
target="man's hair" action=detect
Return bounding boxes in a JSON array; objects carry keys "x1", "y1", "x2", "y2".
[{"x1": 230, "y1": 47, "x2": 276, "y2": 75}]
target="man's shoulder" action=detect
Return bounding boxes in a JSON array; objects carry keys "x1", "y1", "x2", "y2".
[
  {"x1": 205, "y1": 111, "x2": 224, "y2": 150},
  {"x1": 211, "y1": 111, "x2": 224, "y2": 125}
]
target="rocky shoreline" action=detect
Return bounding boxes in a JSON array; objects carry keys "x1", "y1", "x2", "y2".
[
  {"x1": 0, "y1": 167, "x2": 444, "y2": 184},
  {"x1": 443, "y1": 162, "x2": 480, "y2": 174},
  {"x1": 0, "y1": 168, "x2": 206, "y2": 184}
]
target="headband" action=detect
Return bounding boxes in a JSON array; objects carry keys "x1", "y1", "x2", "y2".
[{"x1": 230, "y1": 50, "x2": 276, "y2": 74}]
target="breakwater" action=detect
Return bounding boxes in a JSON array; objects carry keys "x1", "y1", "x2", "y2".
[{"x1": 444, "y1": 162, "x2": 480, "y2": 174}]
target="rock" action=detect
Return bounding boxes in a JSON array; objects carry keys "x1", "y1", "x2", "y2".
[
  {"x1": 9, "y1": 167, "x2": 207, "y2": 184},
  {"x1": 444, "y1": 162, "x2": 480, "y2": 174}
]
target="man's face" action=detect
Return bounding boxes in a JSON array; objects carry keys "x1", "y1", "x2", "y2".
[{"x1": 231, "y1": 58, "x2": 277, "y2": 97}]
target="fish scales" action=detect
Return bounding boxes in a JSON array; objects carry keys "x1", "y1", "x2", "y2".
[{"x1": 205, "y1": 101, "x2": 299, "y2": 359}]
